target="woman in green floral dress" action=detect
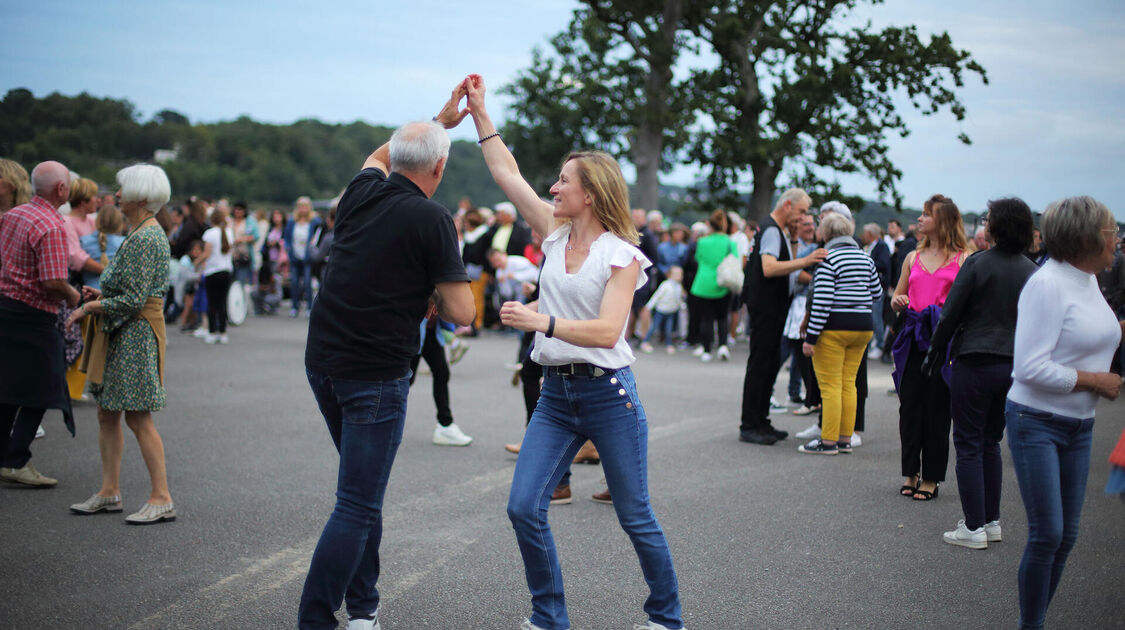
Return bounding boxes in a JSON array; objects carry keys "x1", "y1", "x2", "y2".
[{"x1": 66, "y1": 164, "x2": 176, "y2": 525}]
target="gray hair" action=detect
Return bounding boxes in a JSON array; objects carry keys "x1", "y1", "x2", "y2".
[
  {"x1": 30, "y1": 161, "x2": 69, "y2": 197},
  {"x1": 1042, "y1": 195, "x2": 1115, "y2": 264},
  {"x1": 818, "y1": 212, "x2": 855, "y2": 241},
  {"x1": 774, "y1": 188, "x2": 811, "y2": 213},
  {"x1": 863, "y1": 222, "x2": 883, "y2": 237},
  {"x1": 116, "y1": 164, "x2": 171, "y2": 211},
  {"x1": 819, "y1": 200, "x2": 853, "y2": 223},
  {"x1": 389, "y1": 121, "x2": 450, "y2": 174}
]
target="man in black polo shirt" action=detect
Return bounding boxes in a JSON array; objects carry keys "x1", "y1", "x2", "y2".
[
  {"x1": 738, "y1": 189, "x2": 826, "y2": 445},
  {"x1": 298, "y1": 98, "x2": 476, "y2": 630}
]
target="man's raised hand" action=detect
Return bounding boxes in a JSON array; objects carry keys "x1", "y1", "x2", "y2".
[{"x1": 434, "y1": 80, "x2": 471, "y2": 129}]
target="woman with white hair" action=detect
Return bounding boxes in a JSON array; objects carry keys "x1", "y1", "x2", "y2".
[
  {"x1": 67, "y1": 164, "x2": 176, "y2": 525},
  {"x1": 1004, "y1": 196, "x2": 1121, "y2": 630}
]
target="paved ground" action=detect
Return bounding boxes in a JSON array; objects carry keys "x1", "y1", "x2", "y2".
[{"x1": 2, "y1": 316, "x2": 1122, "y2": 630}]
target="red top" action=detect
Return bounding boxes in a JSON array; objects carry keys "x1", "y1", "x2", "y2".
[
  {"x1": 0, "y1": 197, "x2": 70, "y2": 313},
  {"x1": 907, "y1": 251, "x2": 962, "y2": 311}
]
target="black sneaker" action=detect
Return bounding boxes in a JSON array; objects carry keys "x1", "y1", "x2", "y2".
[
  {"x1": 798, "y1": 438, "x2": 838, "y2": 455},
  {"x1": 739, "y1": 429, "x2": 779, "y2": 445},
  {"x1": 837, "y1": 441, "x2": 853, "y2": 454}
]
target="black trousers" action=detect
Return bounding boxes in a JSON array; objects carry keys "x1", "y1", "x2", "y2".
[
  {"x1": 788, "y1": 337, "x2": 821, "y2": 407},
  {"x1": 740, "y1": 309, "x2": 787, "y2": 432},
  {"x1": 205, "y1": 270, "x2": 232, "y2": 334},
  {"x1": 409, "y1": 327, "x2": 452, "y2": 426},
  {"x1": 697, "y1": 294, "x2": 731, "y2": 352},
  {"x1": 518, "y1": 331, "x2": 543, "y2": 424},
  {"x1": 1, "y1": 404, "x2": 46, "y2": 469},
  {"x1": 949, "y1": 355, "x2": 1009, "y2": 529},
  {"x1": 898, "y1": 344, "x2": 952, "y2": 481},
  {"x1": 685, "y1": 293, "x2": 702, "y2": 346}
]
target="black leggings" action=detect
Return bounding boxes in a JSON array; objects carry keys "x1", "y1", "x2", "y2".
[
  {"x1": 696, "y1": 293, "x2": 731, "y2": 352},
  {"x1": 205, "y1": 271, "x2": 232, "y2": 334},
  {"x1": 409, "y1": 326, "x2": 453, "y2": 426}
]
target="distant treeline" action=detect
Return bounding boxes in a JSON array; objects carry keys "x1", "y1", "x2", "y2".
[{"x1": 0, "y1": 88, "x2": 510, "y2": 211}]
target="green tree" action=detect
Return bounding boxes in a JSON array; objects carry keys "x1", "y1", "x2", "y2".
[{"x1": 501, "y1": 0, "x2": 695, "y2": 208}]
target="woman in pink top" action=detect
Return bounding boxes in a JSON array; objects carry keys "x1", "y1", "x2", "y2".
[{"x1": 890, "y1": 195, "x2": 969, "y2": 500}]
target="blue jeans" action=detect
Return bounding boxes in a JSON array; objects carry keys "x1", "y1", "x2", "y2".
[
  {"x1": 643, "y1": 310, "x2": 677, "y2": 344},
  {"x1": 507, "y1": 367, "x2": 682, "y2": 630},
  {"x1": 1005, "y1": 400, "x2": 1094, "y2": 630},
  {"x1": 291, "y1": 257, "x2": 313, "y2": 311},
  {"x1": 298, "y1": 368, "x2": 411, "y2": 630}
]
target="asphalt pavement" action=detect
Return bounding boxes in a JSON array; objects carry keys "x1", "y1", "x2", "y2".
[{"x1": 2, "y1": 316, "x2": 1122, "y2": 630}]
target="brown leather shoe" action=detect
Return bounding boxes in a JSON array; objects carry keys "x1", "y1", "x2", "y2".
[
  {"x1": 591, "y1": 488, "x2": 612, "y2": 504},
  {"x1": 573, "y1": 440, "x2": 600, "y2": 464},
  {"x1": 550, "y1": 484, "x2": 572, "y2": 505},
  {"x1": 504, "y1": 443, "x2": 521, "y2": 454}
]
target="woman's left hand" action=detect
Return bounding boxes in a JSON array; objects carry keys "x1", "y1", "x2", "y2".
[
  {"x1": 802, "y1": 342, "x2": 815, "y2": 357},
  {"x1": 499, "y1": 300, "x2": 543, "y2": 333},
  {"x1": 66, "y1": 302, "x2": 95, "y2": 327}
]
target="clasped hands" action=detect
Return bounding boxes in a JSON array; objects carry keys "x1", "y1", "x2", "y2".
[
  {"x1": 432, "y1": 74, "x2": 488, "y2": 130},
  {"x1": 65, "y1": 286, "x2": 102, "y2": 327}
]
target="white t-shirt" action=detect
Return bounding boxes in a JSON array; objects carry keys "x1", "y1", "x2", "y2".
[
  {"x1": 1007, "y1": 259, "x2": 1121, "y2": 419},
  {"x1": 731, "y1": 230, "x2": 752, "y2": 259},
  {"x1": 201, "y1": 226, "x2": 235, "y2": 277},
  {"x1": 531, "y1": 223, "x2": 652, "y2": 368},
  {"x1": 292, "y1": 222, "x2": 311, "y2": 260}
]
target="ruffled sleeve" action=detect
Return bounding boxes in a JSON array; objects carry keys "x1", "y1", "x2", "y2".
[{"x1": 608, "y1": 240, "x2": 653, "y2": 292}]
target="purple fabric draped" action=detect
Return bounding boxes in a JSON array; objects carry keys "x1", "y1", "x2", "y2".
[{"x1": 891, "y1": 304, "x2": 952, "y2": 391}]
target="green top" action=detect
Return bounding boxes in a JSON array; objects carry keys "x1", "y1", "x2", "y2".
[{"x1": 690, "y1": 233, "x2": 737, "y2": 299}]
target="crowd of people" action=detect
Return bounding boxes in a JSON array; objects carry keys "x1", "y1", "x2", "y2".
[{"x1": 3, "y1": 69, "x2": 1125, "y2": 629}]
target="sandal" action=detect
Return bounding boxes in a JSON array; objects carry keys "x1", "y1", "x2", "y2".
[
  {"x1": 899, "y1": 477, "x2": 919, "y2": 497},
  {"x1": 912, "y1": 483, "x2": 940, "y2": 501}
]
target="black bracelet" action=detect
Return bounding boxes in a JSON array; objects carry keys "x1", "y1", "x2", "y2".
[
  {"x1": 545, "y1": 315, "x2": 556, "y2": 338},
  {"x1": 478, "y1": 133, "x2": 501, "y2": 145}
]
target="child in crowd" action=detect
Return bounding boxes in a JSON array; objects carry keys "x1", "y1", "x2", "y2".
[{"x1": 641, "y1": 265, "x2": 685, "y2": 354}]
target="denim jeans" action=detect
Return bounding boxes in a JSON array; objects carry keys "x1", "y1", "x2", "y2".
[
  {"x1": 507, "y1": 367, "x2": 683, "y2": 630},
  {"x1": 1005, "y1": 400, "x2": 1094, "y2": 630},
  {"x1": 298, "y1": 368, "x2": 410, "y2": 630},
  {"x1": 291, "y1": 257, "x2": 313, "y2": 311},
  {"x1": 643, "y1": 310, "x2": 678, "y2": 344}
]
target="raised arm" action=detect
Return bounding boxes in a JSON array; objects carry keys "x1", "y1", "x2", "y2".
[{"x1": 464, "y1": 74, "x2": 555, "y2": 239}]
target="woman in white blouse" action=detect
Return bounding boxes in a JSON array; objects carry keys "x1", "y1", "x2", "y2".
[
  {"x1": 465, "y1": 74, "x2": 685, "y2": 630},
  {"x1": 1006, "y1": 196, "x2": 1122, "y2": 630}
]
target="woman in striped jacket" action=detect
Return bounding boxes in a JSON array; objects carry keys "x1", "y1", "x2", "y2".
[{"x1": 800, "y1": 212, "x2": 884, "y2": 455}]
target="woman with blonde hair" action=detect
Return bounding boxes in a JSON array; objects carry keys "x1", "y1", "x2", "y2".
[
  {"x1": 891, "y1": 194, "x2": 970, "y2": 500},
  {"x1": 0, "y1": 158, "x2": 31, "y2": 215},
  {"x1": 66, "y1": 164, "x2": 175, "y2": 524},
  {"x1": 466, "y1": 74, "x2": 685, "y2": 630},
  {"x1": 284, "y1": 196, "x2": 322, "y2": 317},
  {"x1": 195, "y1": 207, "x2": 235, "y2": 344},
  {"x1": 79, "y1": 204, "x2": 125, "y2": 290}
]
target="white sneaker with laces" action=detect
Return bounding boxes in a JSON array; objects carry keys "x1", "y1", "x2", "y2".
[
  {"x1": 700, "y1": 352, "x2": 713, "y2": 362},
  {"x1": 984, "y1": 520, "x2": 1002, "y2": 542},
  {"x1": 851, "y1": 432, "x2": 863, "y2": 447},
  {"x1": 795, "y1": 423, "x2": 821, "y2": 439},
  {"x1": 691, "y1": 345, "x2": 704, "y2": 357},
  {"x1": 943, "y1": 520, "x2": 987, "y2": 549},
  {"x1": 432, "y1": 422, "x2": 473, "y2": 446},
  {"x1": 717, "y1": 345, "x2": 730, "y2": 361}
]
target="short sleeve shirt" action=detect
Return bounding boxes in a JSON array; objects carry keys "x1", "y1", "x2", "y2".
[
  {"x1": 201, "y1": 226, "x2": 235, "y2": 276},
  {"x1": 305, "y1": 169, "x2": 469, "y2": 380},
  {"x1": 0, "y1": 197, "x2": 70, "y2": 313}
]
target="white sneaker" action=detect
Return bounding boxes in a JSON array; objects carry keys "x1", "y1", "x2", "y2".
[
  {"x1": 346, "y1": 609, "x2": 381, "y2": 630},
  {"x1": 665, "y1": 345, "x2": 676, "y2": 355},
  {"x1": 34, "y1": 425, "x2": 45, "y2": 439},
  {"x1": 218, "y1": 334, "x2": 230, "y2": 345},
  {"x1": 943, "y1": 520, "x2": 987, "y2": 549},
  {"x1": 192, "y1": 328, "x2": 209, "y2": 338},
  {"x1": 769, "y1": 398, "x2": 788, "y2": 414},
  {"x1": 868, "y1": 347, "x2": 882, "y2": 360},
  {"x1": 520, "y1": 620, "x2": 550, "y2": 630},
  {"x1": 984, "y1": 520, "x2": 1002, "y2": 542},
  {"x1": 691, "y1": 345, "x2": 705, "y2": 357},
  {"x1": 203, "y1": 333, "x2": 218, "y2": 344},
  {"x1": 700, "y1": 352, "x2": 713, "y2": 362},
  {"x1": 791, "y1": 404, "x2": 820, "y2": 416},
  {"x1": 640, "y1": 342, "x2": 655, "y2": 354},
  {"x1": 851, "y1": 432, "x2": 863, "y2": 448},
  {"x1": 635, "y1": 622, "x2": 685, "y2": 630},
  {"x1": 795, "y1": 423, "x2": 821, "y2": 439},
  {"x1": 717, "y1": 345, "x2": 730, "y2": 361},
  {"x1": 432, "y1": 423, "x2": 473, "y2": 446}
]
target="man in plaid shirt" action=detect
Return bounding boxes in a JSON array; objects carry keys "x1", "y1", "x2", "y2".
[{"x1": 0, "y1": 160, "x2": 81, "y2": 487}]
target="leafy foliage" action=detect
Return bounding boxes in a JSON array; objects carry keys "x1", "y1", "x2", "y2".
[{"x1": 0, "y1": 89, "x2": 506, "y2": 211}]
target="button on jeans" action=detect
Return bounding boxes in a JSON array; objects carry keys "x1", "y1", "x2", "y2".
[
  {"x1": 298, "y1": 368, "x2": 410, "y2": 630},
  {"x1": 1005, "y1": 399, "x2": 1094, "y2": 630},
  {"x1": 507, "y1": 367, "x2": 683, "y2": 630}
]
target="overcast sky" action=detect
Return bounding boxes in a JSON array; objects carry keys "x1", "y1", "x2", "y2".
[{"x1": 3, "y1": 0, "x2": 1123, "y2": 216}]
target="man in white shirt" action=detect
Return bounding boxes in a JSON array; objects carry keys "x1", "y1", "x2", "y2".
[{"x1": 488, "y1": 249, "x2": 539, "y2": 303}]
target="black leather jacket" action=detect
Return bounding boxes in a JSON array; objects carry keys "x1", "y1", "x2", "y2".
[{"x1": 929, "y1": 248, "x2": 1039, "y2": 361}]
